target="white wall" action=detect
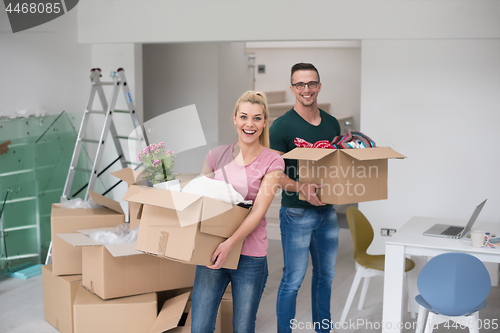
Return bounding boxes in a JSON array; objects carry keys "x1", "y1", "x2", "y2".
[
  {"x1": 78, "y1": 1, "x2": 500, "y2": 42},
  {"x1": 217, "y1": 42, "x2": 255, "y2": 145},
  {"x1": 359, "y1": 39, "x2": 500, "y2": 253},
  {"x1": 142, "y1": 42, "x2": 220, "y2": 173},
  {"x1": 251, "y1": 46, "x2": 361, "y2": 127},
  {"x1": 0, "y1": 9, "x2": 91, "y2": 117},
  {"x1": 142, "y1": 42, "x2": 253, "y2": 172}
]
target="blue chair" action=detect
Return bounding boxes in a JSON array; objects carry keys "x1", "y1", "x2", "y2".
[{"x1": 415, "y1": 252, "x2": 491, "y2": 333}]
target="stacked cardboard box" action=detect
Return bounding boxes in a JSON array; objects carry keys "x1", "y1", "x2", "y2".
[
  {"x1": 43, "y1": 168, "x2": 239, "y2": 332},
  {"x1": 42, "y1": 265, "x2": 81, "y2": 333},
  {"x1": 43, "y1": 171, "x2": 197, "y2": 332},
  {"x1": 50, "y1": 191, "x2": 125, "y2": 276},
  {"x1": 44, "y1": 190, "x2": 127, "y2": 332},
  {"x1": 58, "y1": 225, "x2": 196, "y2": 300}
]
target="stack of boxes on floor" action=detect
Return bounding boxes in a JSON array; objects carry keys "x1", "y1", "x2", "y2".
[{"x1": 42, "y1": 168, "x2": 241, "y2": 333}]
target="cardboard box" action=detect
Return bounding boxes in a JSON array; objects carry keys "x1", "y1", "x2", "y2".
[
  {"x1": 73, "y1": 285, "x2": 157, "y2": 333},
  {"x1": 281, "y1": 147, "x2": 406, "y2": 205},
  {"x1": 124, "y1": 185, "x2": 250, "y2": 269},
  {"x1": 73, "y1": 287, "x2": 196, "y2": 333},
  {"x1": 51, "y1": 191, "x2": 125, "y2": 276},
  {"x1": 42, "y1": 265, "x2": 81, "y2": 333},
  {"x1": 58, "y1": 227, "x2": 196, "y2": 299},
  {"x1": 112, "y1": 168, "x2": 201, "y2": 230}
]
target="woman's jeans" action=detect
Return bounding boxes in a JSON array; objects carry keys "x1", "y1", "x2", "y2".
[
  {"x1": 191, "y1": 255, "x2": 268, "y2": 333},
  {"x1": 276, "y1": 206, "x2": 339, "y2": 333}
]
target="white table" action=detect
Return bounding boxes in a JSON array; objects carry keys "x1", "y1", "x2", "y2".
[{"x1": 382, "y1": 216, "x2": 500, "y2": 333}]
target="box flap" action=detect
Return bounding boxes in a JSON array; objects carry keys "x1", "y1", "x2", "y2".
[
  {"x1": 125, "y1": 186, "x2": 203, "y2": 212},
  {"x1": 58, "y1": 228, "x2": 143, "y2": 256},
  {"x1": 150, "y1": 292, "x2": 191, "y2": 333},
  {"x1": 200, "y1": 197, "x2": 234, "y2": 221},
  {"x1": 340, "y1": 147, "x2": 406, "y2": 160},
  {"x1": 200, "y1": 198, "x2": 250, "y2": 238},
  {"x1": 88, "y1": 191, "x2": 124, "y2": 214},
  {"x1": 122, "y1": 184, "x2": 145, "y2": 201},
  {"x1": 104, "y1": 242, "x2": 143, "y2": 257},
  {"x1": 281, "y1": 148, "x2": 336, "y2": 161},
  {"x1": 111, "y1": 167, "x2": 142, "y2": 185},
  {"x1": 57, "y1": 233, "x2": 101, "y2": 247}
]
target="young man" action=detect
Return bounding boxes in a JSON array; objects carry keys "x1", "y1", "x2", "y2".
[{"x1": 270, "y1": 63, "x2": 341, "y2": 333}]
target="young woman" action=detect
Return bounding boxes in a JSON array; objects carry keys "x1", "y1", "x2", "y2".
[{"x1": 191, "y1": 91, "x2": 284, "y2": 333}]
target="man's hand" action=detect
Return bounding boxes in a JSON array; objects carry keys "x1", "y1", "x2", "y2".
[{"x1": 300, "y1": 183, "x2": 326, "y2": 206}]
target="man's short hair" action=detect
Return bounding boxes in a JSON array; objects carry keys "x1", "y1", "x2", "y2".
[{"x1": 290, "y1": 63, "x2": 320, "y2": 84}]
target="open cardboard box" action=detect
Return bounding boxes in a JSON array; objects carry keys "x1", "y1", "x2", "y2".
[
  {"x1": 123, "y1": 184, "x2": 250, "y2": 269},
  {"x1": 281, "y1": 147, "x2": 406, "y2": 205},
  {"x1": 57, "y1": 226, "x2": 196, "y2": 300},
  {"x1": 112, "y1": 168, "x2": 201, "y2": 230},
  {"x1": 51, "y1": 191, "x2": 125, "y2": 276}
]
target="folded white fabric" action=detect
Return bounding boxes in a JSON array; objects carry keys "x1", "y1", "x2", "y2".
[
  {"x1": 88, "y1": 223, "x2": 139, "y2": 245},
  {"x1": 181, "y1": 175, "x2": 245, "y2": 204}
]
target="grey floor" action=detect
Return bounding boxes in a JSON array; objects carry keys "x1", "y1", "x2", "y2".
[{"x1": 0, "y1": 228, "x2": 499, "y2": 333}]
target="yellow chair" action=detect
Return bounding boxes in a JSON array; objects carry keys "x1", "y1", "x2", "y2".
[{"x1": 340, "y1": 207, "x2": 416, "y2": 324}]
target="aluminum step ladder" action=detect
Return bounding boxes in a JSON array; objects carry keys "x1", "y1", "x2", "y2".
[
  {"x1": 63, "y1": 67, "x2": 146, "y2": 201},
  {"x1": 46, "y1": 68, "x2": 146, "y2": 265}
]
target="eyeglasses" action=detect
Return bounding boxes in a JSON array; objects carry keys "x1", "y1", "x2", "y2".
[{"x1": 292, "y1": 81, "x2": 319, "y2": 90}]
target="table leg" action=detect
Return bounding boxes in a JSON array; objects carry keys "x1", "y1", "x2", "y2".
[
  {"x1": 382, "y1": 244, "x2": 406, "y2": 333},
  {"x1": 407, "y1": 256, "x2": 426, "y2": 318}
]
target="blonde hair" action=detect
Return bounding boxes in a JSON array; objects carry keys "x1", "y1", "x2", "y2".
[{"x1": 233, "y1": 91, "x2": 270, "y2": 148}]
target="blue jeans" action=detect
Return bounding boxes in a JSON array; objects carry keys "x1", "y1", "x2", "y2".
[
  {"x1": 191, "y1": 255, "x2": 268, "y2": 333},
  {"x1": 276, "y1": 206, "x2": 339, "y2": 333}
]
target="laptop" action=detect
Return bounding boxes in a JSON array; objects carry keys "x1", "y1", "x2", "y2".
[{"x1": 423, "y1": 199, "x2": 487, "y2": 239}]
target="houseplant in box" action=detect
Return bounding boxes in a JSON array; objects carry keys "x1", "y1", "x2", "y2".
[{"x1": 138, "y1": 142, "x2": 180, "y2": 191}]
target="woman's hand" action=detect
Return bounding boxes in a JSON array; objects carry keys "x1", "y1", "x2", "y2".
[{"x1": 207, "y1": 239, "x2": 235, "y2": 270}]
